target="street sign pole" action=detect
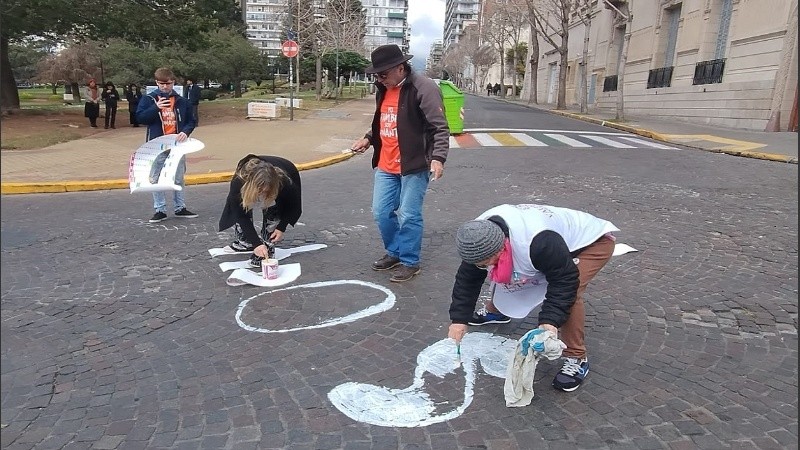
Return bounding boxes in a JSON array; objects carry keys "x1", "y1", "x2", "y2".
[
  {"x1": 288, "y1": 58, "x2": 294, "y2": 121},
  {"x1": 282, "y1": 39, "x2": 299, "y2": 121}
]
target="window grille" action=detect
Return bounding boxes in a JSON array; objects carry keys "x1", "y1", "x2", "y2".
[
  {"x1": 603, "y1": 75, "x2": 618, "y2": 92},
  {"x1": 646, "y1": 66, "x2": 673, "y2": 89},
  {"x1": 692, "y1": 59, "x2": 725, "y2": 85}
]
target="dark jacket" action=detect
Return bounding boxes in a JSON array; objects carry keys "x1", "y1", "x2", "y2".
[
  {"x1": 126, "y1": 89, "x2": 142, "y2": 107},
  {"x1": 101, "y1": 87, "x2": 120, "y2": 107},
  {"x1": 449, "y1": 216, "x2": 581, "y2": 328},
  {"x1": 185, "y1": 84, "x2": 201, "y2": 105},
  {"x1": 135, "y1": 90, "x2": 196, "y2": 141},
  {"x1": 218, "y1": 155, "x2": 302, "y2": 245},
  {"x1": 365, "y1": 71, "x2": 449, "y2": 175}
]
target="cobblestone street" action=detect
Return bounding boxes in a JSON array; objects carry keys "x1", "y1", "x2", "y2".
[{"x1": 2, "y1": 142, "x2": 797, "y2": 449}]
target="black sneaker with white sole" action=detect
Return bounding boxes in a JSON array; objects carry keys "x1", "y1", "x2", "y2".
[
  {"x1": 174, "y1": 208, "x2": 198, "y2": 218},
  {"x1": 249, "y1": 254, "x2": 264, "y2": 268},
  {"x1": 149, "y1": 211, "x2": 167, "y2": 223},
  {"x1": 229, "y1": 240, "x2": 256, "y2": 253},
  {"x1": 552, "y1": 357, "x2": 589, "y2": 392}
]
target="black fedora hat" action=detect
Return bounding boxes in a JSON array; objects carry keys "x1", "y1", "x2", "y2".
[{"x1": 365, "y1": 44, "x2": 413, "y2": 74}]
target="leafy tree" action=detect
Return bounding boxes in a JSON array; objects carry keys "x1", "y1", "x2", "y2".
[
  {"x1": 204, "y1": 28, "x2": 262, "y2": 97},
  {"x1": 505, "y1": 43, "x2": 528, "y2": 79},
  {"x1": 1, "y1": 0, "x2": 242, "y2": 111},
  {"x1": 9, "y1": 38, "x2": 56, "y2": 87},
  {"x1": 34, "y1": 40, "x2": 104, "y2": 102}
]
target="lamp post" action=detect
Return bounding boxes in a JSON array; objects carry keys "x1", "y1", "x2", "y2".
[{"x1": 334, "y1": 18, "x2": 347, "y2": 100}]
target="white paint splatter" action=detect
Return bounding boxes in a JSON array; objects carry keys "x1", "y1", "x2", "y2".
[
  {"x1": 328, "y1": 332, "x2": 516, "y2": 427},
  {"x1": 235, "y1": 280, "x2": 396, "y2": 333}
]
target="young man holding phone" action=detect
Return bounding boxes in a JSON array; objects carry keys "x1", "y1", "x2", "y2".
[{"x1": 136, "y1": 67, "x2": 198, "y2": 223}]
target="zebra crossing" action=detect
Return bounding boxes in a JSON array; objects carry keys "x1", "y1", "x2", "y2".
[{"x1": 450, "y1": 129, "x2": 679, "y2": 150}]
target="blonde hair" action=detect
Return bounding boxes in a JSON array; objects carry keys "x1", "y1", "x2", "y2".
[{"x1": 236, "y1": 158, "x2": 290, "y2": 210}]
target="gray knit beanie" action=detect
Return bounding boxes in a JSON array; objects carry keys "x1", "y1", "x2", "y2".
[{"x1": 456, "y1": 220, "x2": 505, "y2": 264}]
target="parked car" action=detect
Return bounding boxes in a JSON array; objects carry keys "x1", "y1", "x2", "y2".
[{"x1": 208, "y1": 82, "x2": 222, "y2": 89}]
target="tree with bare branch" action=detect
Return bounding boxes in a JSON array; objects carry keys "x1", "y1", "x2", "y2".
[
  {"x1": 482, "y1": 0, "x2": 514, "y2": 98},
  {"x1": 601, "y1": 0, "x2": 633, "y2": 120},
  {"x1": 576, "y1": 0, "x2": 593, "y2": 113},
  {"x1": 527, "y1": 0, "x2": 577, "y2": 109},
  {"x1": 521, "y1": 5, "x2": 540, "y2": 105},
  {"x1": 455, "y1": 23, "x2": 495, "y2": 93},
  {"x1": 493, "y1": 0, "x2": 528, "y2": 99}
]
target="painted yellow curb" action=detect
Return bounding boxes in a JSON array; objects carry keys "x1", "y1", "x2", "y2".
[{"x1": 1, "y1": 152, "x2": 356, "y2": 195}]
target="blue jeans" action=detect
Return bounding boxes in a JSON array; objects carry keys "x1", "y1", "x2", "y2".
[
  {"x1": 152, "y1": 158, "x2": 186, "y2": 213},
  {"x1": 372, "y1": 169, "x2": 430, "y2": 267}
]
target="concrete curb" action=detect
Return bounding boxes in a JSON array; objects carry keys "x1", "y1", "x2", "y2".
[{"x1": 0, "y1": 152, "x2": 356, "y2": 195}]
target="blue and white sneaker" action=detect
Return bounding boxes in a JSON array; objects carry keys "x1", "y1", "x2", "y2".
[
  {"x1": 468, "y1": 307, "x2": 511, "y2": 325},
  {"x1": 552, "y1": 357, "x2": 589, "y2": 392}
]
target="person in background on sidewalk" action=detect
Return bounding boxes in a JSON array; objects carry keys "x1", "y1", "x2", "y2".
[
  {"x1": 218, "y1": 155, "x2": 302, "y2": 268},
  {"x1": 82, "y1": 78, "x2": 101, "y2": 128},
  {"x1": 101, "y1": 81, "x2": 120, "y2": 129},
  {"x1": 493, "y1": 83, "x2": 501, "y2": 96},
  {"x1": 126, "y1": 83, "x2": 142, "y2": 127},
  {"x1": 136, "y1": 67, "x2": 198, "y2": 223},
  {"x1": 486, "y1": 82, "x2": 493, "y2": 96},
  {"x1": 447, "y1": 204, "x2": 618, "y2": 392},
  {"x1": 184, "y1": 77, "x2": 201, "y2": 126},
  {"x1": 350, "y1": 44, "x2": 450, "y2": 283}
]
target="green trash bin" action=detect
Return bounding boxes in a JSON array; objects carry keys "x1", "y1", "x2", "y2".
[{"x1": 438, "y1": 80, "x2": 464, "y2": 134}]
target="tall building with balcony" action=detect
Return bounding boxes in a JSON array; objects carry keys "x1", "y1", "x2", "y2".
[
  {"x1": 241, "y1": 0, "x2": 409, "y2": 60},
  {"x1": 241, "y1": 0, "x2": 287, "y2": 56},
  {"x1": 426, "y1": 40, "x2": 444, "y2": 72},
  {"x1": 443, "y1": 0, "x2": 480, "y2": 51},
  {"x1": 362, "y1": 0, "x2": 410, "y2": 56}
]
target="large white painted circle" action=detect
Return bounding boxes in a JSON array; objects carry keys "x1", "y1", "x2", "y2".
[{"x1": 235, "y1": 279, "x2": 396, "y2": 333}]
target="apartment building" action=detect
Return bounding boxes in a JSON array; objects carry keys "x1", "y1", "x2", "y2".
[
  {"x1": 517, "y1": 0, "x2": 798, "y2": 131},
  {"x1": 426, "y1": 40, "x2": 444, "y2": 72},
  {"x1": 241, "y1": 0, "x2": 410, "y2": 59},
  {"x1": 241, "y1": 0, "x2": 287, "y2": 56},
  {"x1": 443, "y1": 0, "x2": 481, "y2": 51},
  {"x1": 362, "y1": 0, "x2": 411, "y2": 55}
]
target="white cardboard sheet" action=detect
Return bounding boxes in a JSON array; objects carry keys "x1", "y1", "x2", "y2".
[
  {"x1": 226, "y1": 263, "x2": 301, "y2": 287},
  {"x1": 129, "y1": 135, "x2": 204, "y2": 193},
  {"x1": 210, "y1": 243, "x2": 327, "y2": 261}
]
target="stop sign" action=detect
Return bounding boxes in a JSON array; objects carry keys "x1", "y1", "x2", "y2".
[{"x1": 282, "y1": 40, "x2": 299, "y2": 58}]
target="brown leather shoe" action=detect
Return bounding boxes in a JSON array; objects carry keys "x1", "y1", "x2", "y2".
[
  {"x1": 390, "y1": 265, "x2": 420, "y2": 282},
  {"x1": 372, "y1": 255, "x2": 401, "y2": 271}
]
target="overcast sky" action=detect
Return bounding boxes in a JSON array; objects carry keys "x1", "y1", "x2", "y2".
[{"x1": 407, "y1": 0, "x2": 445, "y2": 69}]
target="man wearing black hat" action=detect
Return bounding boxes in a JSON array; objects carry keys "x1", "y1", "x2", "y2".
[
  {"x1": 350, "y1": 44, "x2": 450, "y2": 283},
  {"x1": 447, "y1": 204, "x2": 619, "y2": 392}
]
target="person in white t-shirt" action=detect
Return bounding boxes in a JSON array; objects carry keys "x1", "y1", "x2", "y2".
[{"x1": 447, "y1": 204, "x2": 619, "y2": 392}]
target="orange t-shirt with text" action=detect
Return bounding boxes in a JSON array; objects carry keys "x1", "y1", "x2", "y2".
[
  {"x1": 159, "y1": 96, "x2": 177, "y2": 135},
  {"x1": 377, "y1": 87, "x2": 401, "y2": 174}
]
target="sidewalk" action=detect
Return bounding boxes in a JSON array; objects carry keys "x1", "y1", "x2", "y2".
[
  {"x1": 1, "y1": 93, "x2": 796, "y2": 195},
  {"x1": 0, "y1": 98, "x2": 375, "y2": 194},
  {"x1": 490, "y1": 93, "x2": 798, "y2": 164}
]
